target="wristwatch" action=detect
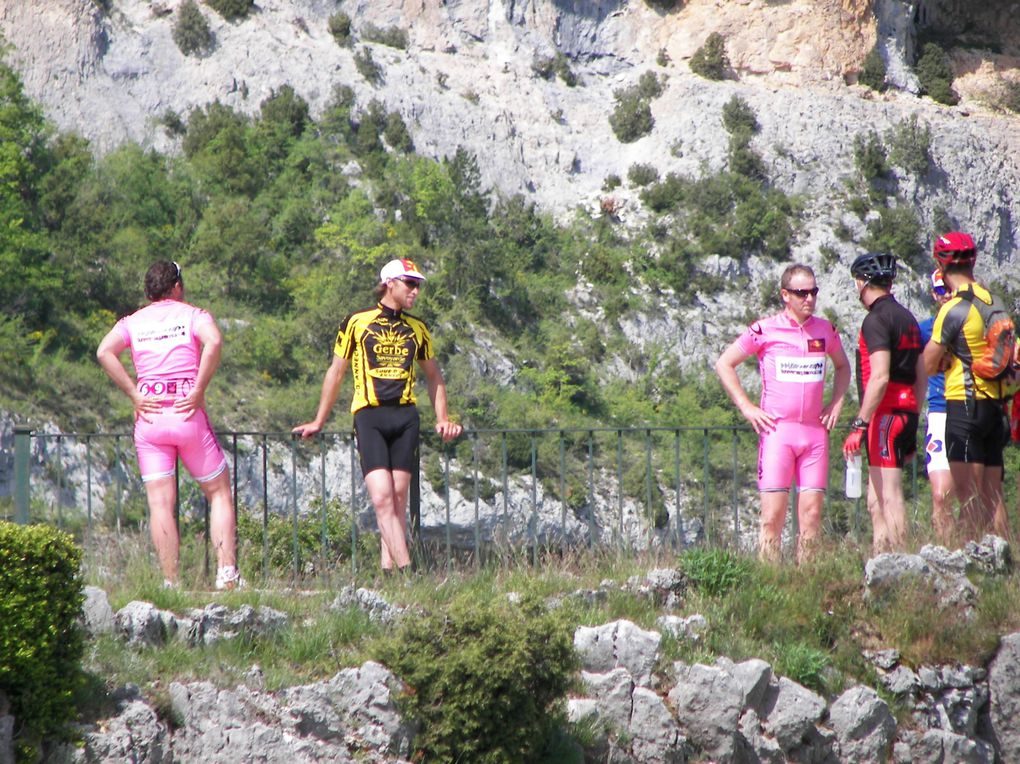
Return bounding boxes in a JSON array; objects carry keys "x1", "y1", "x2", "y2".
[{"x1": 850, "y1": 417, "x2": 869, "y2": 431}]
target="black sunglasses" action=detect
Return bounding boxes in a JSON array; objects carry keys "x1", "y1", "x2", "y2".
[
  {"x1": 398, "y1": 278, "x2": 422, "y2": 289},
  {"x1": 785, "y1": 287, "x2": 819, "y2": 298}
]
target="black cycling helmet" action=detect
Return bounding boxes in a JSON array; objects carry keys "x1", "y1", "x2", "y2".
[{"x1": 850, "y1": 252, "x2": 897, "y2": 286}]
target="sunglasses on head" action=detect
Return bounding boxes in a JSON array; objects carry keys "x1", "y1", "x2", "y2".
[{"x1": 785, "y1": 287, "x2": 819, "y2": 298}]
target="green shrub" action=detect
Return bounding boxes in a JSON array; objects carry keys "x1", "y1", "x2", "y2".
[
  {"x1": 852, "y1": 130, "x2": 888, "y2": 182},
  {"x1": 627, "y1": 163, "x2": 659, "y2": 187},
  {"x1": 374, "y1": 595, "x2": 576, "y2": 763},
  {"x1": 859, "y1": 45, "x2": 886, "y2": 92},
  {"x1": 172, "y1": 0, "x2": 213, "y2": 56},
  {"x1": 690, "y1": 32, "x2": 729, "y2": 80},
  {"x1": 680, "y1": 548, "x2": 751, "y2": 597},
  {"x1": 774, "y1": 641, "x2": 832, "y2": 694},
  {"x1": 236, "y1": 498, "x2": 376, "y2": 578},
  {"x1": 328, "y1": 12, "x2": 352, "y2": 46},
  {"x1": 361, "y1": 23, "x2": 409, "y2": 50},
  {"x1": 554, "y1": 53, "x2": 578, "y2": 87},
  {"x1": 157, "y1": 109, "x2": 186, "y2": 136},
  {"x1": 886, "y1": 114, "x2": 932, "y2": 176},
  {"x1": 657, "y1": 47, "x2": 671, "y2": 67},
  {"x1": 205, "y1": 0, "x2": 254, "y2": 22},
  {"x1": 384, "y1": 111, "x2": 414, "y2": 152},
  {"x1": 636, "y1": 70, "x2": 664, "y2": 100},
  {"x1": 602, "y1": 174, "x2": 622, "y2": 192},
  {"x1": 609, "y1": 92, "x2": 654, "y2": 143},
  {"x1": 915, "y1": 42, "x2": 958, "y2": 105},
  {"x1": 645, "y1": 0, "x2": 680, "y2": 8},
  {"x1": 354, "y1": 47, "x2": 384, "y2": 86},
  {"x1": 0, "y1": 522, "x2": 84, "y2": 752},
  {"x1": 865, "y1": 204, "x2": 923, "y2": 266},
  {"x1": 721, "y1": 95, "x2": 758, "y2": 137}
]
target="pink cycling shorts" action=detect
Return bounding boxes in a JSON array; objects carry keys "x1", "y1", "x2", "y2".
[
  {"x1": 757, "y1": 421, "x2": 829, "y2": 492},
  {"x1": 134, "y1": 406, "x2": 227, "y2": 484}
]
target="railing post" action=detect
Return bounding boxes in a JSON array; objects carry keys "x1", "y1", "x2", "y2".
[{"x1": 14, "y1": 426, "x2": 31, "y2": 524}]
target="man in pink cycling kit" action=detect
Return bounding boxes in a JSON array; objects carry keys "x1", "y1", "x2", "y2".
[
  {"x1": 97, "y1": 260, "x2": 243, "y2": 590},
  {"x1": 716, "y1": 264, "x2": 851, "y2": 562}
]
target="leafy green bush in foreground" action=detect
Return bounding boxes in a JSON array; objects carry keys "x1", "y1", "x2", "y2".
[
  {"x1": 373, "y1": 595, "x2": 577, "y2": 763},
  {"x1": 0, "y1": 522, "x2": 84, "y2": 756}
]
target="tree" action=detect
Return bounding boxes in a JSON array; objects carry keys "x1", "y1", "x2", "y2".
[
  {"x1": 690, "y1": 32, "x2": 729, "y2": 80},
  {"x1": 915, "y1": 43, "x2": 958, "y2": 105},
  {"x1": 172, "y1": 0, "x2": 213, "y2": 56}
]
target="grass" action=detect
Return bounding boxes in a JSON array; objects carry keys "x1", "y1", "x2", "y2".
[{"x1": 77, "y1": 529, "x2": 1020, "y2": 712}]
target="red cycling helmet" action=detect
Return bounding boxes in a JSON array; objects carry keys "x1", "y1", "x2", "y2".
[{"x1": 933, "y1": 231, "x2": 977, "y2": 267}]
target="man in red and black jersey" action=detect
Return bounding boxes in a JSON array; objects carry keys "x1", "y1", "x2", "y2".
[{"x1": 842, "y1": 252, "x2": 926, "y2": 554}]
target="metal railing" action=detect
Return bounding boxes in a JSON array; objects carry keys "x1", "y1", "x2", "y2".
[{"x1": 3, "y1": 424, "x2": 938, "y2": 578}]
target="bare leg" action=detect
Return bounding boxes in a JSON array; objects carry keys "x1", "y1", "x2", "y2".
[
  {"x1": 929, "y1": 469, "x2": 955, "y2": 545},
  {"x1": 949, "y1": 461, "x2": 984, "y2": 541},
  {"x1": 870, "y1": 466, "x2": 907, "y2": 553},
  {"x1": 982, "y1": 466, "x2": 1008, "y2": 541},
  {"x1": 364, "y1": 468, "x2": 412, "y2": 570},
  {"x1": 758, "y1": 491, "x2": 789, "y2": 562},
  {"x1": 197, "y1": 468, "x2": 237, "y2": 569},
  {"x1": 865, "y1": 470, "x2": 886, "y2": 555},
  {"x1": 795, "y1": 490, "x2": 824, "y2": 564},
  {"x1": 145, "y1": 476, "x2": 179, "y2": 582}
]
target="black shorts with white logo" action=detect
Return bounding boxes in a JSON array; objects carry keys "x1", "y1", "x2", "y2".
[
  {"x1": 945, "y1": 399, "x2": 1009, "y2": 467},
  {"x1": 354, "y1": 403, "x2": 420, "y2": 474}
]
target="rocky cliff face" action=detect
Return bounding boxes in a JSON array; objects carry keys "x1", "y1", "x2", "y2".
[{"x1": 0, "y1": 0, "x2": 1018, "y2": 352}]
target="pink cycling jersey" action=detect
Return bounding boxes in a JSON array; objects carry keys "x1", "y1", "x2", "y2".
[
  {"x1": 735, "y1": 312, "x2": 842, "y2": 424},
  {"x1": 737, "y1": 311, "x2": 842, "y2": 492},
  {"x1": 116, "y1": 299, "x2": 225, "y2": 483}
]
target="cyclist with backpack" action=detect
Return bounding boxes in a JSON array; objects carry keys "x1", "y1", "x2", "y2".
[{"x1": 921, "y1": 232, "x2": 1014, "y2": 542}]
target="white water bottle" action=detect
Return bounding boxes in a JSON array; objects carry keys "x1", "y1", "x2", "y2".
[{"x1": 845, "y1": 454, "x2": 862, "y2": 499}]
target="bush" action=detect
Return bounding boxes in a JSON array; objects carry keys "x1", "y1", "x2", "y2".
[
  {"x1": 636, "y1": 70, "x2": 664, "y2": 100},
  {"x1": 721, "y1": 95, "x2": 759, "y2": 137},
  {"x1": 373, "y1": 595, "x2": 576, "y2": 763},
  {"x1": 602, "y1": 174, "x2": 622, "y2": 192},
  {"x1": 328, "y1": 12, "x2": 352, "y2": 46},
  {"x1": 609, "y1": 92, "x2": 654, "y2": 143},
  {"x1": 361, "y1": 23, "x2": 409, "y2": 50},
  {"x1": 690, "y1": 32, "x2": 729, "y2": 80},
  {"x1": 627, "y1": 163, "x2": 659, "y2": 187},
  {"x1": 865, "y1": 204, "x2": 923, "y2": 266},
  {"x1": 657, "y1": 47, "x2": 671, "y2": 67},
  {"x1": 0, "y1": 522, "x2": 84, "y2": 752},
  {"x1": 384, "y1": 111, "x2": 414, "y2": 153},
  {"x1": 680, "y1": 548, "x2": 751, "y2": 597},
  {"x1": 886, "y1": 114, "x2": 932, "y2": 176},
  {"x1": 205, "y1": 0, "x2": 254, "y2": 22},
  {"x1": 172, "y1": 0, "x2": 213, "y2": 56},
  {"x1": 354, "y1": 47, "x2": 384, "y2": 86},
  {"x1": 915, "y1": 42, "x2": 958, "y2": 105},
  {"x1": 236, "y1": 498, "x2": 377, "y2": 577},
  {"x1": 859, "y1": 45, "x2": 886, "y2": 92},
  {"x1": 852, "y1": 131, "x2": 888, "y2": 183}
]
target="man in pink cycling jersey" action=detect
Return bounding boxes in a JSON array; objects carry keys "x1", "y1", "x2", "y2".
[
  {"x1": 716, "y1": 264, "x2": 851, "y2": 562},
  {"x1": 97, "y1": 260, "x2": 243, "y2": 590}
]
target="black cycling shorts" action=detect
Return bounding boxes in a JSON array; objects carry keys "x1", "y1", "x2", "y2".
[
  {"x1": 945, "y1": 399, "x2": 1009, "y2": 467},
  {"x1": 354, "y1": 404, "x2": 420, "y2": 474}
]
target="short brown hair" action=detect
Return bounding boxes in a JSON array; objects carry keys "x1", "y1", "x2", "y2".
[
  {"x1": 144, "y1": 260, "x2": 182, "y2": 301},
  {"x1": 780, "y1": 263, "x2": 815, "y2": 290}
]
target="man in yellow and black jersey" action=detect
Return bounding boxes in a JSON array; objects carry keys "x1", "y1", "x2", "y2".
[
  {"x1": 293, "y1": 258, "x2": 463, "y2": 573},
  {"x1": 922, "y1": 232, "x2": 1011, "y2": 542}
]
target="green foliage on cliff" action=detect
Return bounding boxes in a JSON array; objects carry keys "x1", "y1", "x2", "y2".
[{"x1": 0, "y1": 54, "x2": 753, "y2": 447}]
